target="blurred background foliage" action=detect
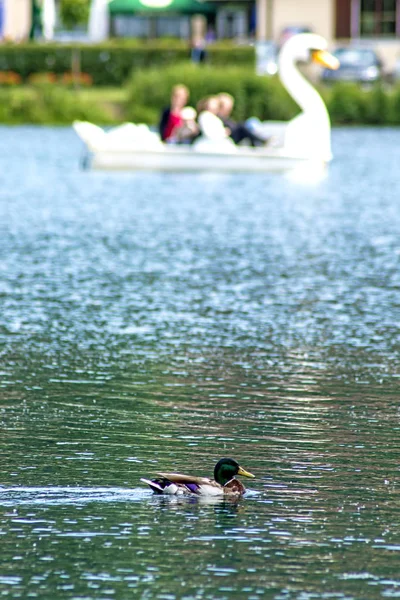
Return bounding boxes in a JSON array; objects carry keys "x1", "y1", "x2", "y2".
[
  {"x1": 126, "y1": 64, "x2": 298, "y2": 124},
  {"x1": 0, "y1": 43, "x2": 254, "y2": 86},
  {"x1": 60, "y1": 0, "x2": 90, "y2": 29},
  {"x1": 1, "y1": 54, "x2": 400, "y2": 125}
]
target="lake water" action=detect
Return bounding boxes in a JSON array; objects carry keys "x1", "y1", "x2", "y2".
[{"x1": 1, "y1": 126, "x2": 399, "y2": 599}]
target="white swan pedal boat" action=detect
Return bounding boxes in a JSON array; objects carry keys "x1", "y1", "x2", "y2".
[{"x1": 73, "y1": 34, "x2": 339, "y2": 173}]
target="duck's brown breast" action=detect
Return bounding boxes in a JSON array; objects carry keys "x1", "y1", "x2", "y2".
[{"x1": 223, "y1": 479, "x2": 246, "y2": 495}]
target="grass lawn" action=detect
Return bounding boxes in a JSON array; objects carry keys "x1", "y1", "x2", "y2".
[{"x1": 0, "y1": 85, "x2": 128, "y2": 125}]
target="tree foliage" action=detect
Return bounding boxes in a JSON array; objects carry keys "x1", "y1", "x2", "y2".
[{"x1": 60, "y1": 0, "x2": 89, "y2": 29}]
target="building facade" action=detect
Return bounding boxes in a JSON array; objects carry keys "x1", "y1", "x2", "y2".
[
  {"x1": 256, "y1": 0, "x2": 335, "y2": 41},
  {"x1": 1, "y1": 0, "x2": 31, "y2": 40},
  {"x1": 336, "y1": 0, "x2": 398, "y2": 38},
  {"x1": 1, "y1": 0, "x2": 400, "y2": 49},
  {"x1": 256, "y1": 0, "x2": 400, "y2": 41},
  {"x1": 254, "y1": 0, "x2": 400, "y2": 68}
]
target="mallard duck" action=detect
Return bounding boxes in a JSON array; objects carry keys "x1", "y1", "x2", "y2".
[{"x1": 140, "y1": 458, "x2": 255, "y2": 496}]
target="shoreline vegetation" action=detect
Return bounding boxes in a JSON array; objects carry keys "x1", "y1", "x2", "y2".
[{"x1": 1, "y1": 63, "x2": 400, "y2": 126}]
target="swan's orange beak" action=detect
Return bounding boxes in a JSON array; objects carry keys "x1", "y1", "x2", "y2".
[{"x1": 312, "y1": 50, "x2": 340, "y2": 70}]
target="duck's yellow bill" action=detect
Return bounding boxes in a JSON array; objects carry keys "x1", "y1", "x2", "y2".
[
  {"x1": 238, "y1": 466, "x2": 255, "y2": 478},
  {"x1": 312, "y1": 50, "x2": 340, "y2": 70}
]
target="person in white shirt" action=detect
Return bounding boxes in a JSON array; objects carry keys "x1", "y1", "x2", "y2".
[
  {"x1": 197, "y1": 96, "x2": 231, "y2": 141},
  {"x1": 217, "y1": 92, "x2": 267, "y2": 147}
]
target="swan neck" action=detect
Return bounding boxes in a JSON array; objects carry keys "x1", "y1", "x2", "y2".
[
  {"x1": 279, "y1": 53, "x2": 326, "y2": 116},
  {"x1": 278, "y1": 41, "x2": 332, "y2": 161}
]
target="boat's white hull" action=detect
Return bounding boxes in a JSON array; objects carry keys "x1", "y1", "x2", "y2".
[{"x1": 87, "y1": 146, "x2": 315, "y2": 173}]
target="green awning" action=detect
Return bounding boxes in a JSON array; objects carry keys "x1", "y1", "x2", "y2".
[{"x1": 109, "y1": 0, "x2": 216, "y2": 14}]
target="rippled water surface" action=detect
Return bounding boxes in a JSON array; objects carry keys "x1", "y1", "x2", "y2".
[{"x1": 1, "y1": 126, "x2": 400, "y2": 599}]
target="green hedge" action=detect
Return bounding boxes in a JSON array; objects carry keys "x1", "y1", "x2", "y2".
[
  {"x1": 127, "y1": 63, "x2": 299, "y2": 124},
  {"x1": 127, "y1": 64, "x2": 400, "y2": 126},
  {"x1": 325, "y1": 82, "x2": 400, "y2": 124},
  {"x1": 0, "y1": 42, "x2": 255, "y2": 86},
  {"x1": 2, "y1": 67, "x2": 400, "y2": 125},
  {"x1": 0, "y1": 87, "x2": 118, "y2": 124}
]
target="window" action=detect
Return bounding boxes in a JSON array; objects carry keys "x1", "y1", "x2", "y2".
[
  {"x1": 360, "y1": 0, "x2": 397, "y2": 36},
  {"x1": 113, "y1": 15, "x2": 190, "y2": 38}
]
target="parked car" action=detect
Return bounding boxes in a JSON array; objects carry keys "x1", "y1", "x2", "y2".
[
  {"x1": 321, "y1": 47, "x2": 383, "y2": 84},
  {"x1": 52, "y1": 30, "x2": 89, "y2": 43},
  {"x1": 255, "y1": 41, "x2": 278, "y2": 76},
  {"x1": 390, "y1": 56, "x2": 400, "y2": 83}
]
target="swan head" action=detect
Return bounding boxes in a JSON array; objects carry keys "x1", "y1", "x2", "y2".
[{"x1": 279, "y1": 33, "x2": 339, "y2": 70}]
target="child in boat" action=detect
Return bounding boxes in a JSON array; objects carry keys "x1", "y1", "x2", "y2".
[
  {"x1": 159, "y1": 84, "x2": 189, "y2": 142},
  {"x1": 197, "y1": 96, "x2": 231, "y2": 141},
  {"x1": 174, "y1": 107, "x2": 199, "y2": 144}
]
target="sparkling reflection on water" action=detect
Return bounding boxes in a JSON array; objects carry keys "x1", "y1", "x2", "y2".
[{"x1": 0, "y1": 126, "x2": 400, "y2": 599}]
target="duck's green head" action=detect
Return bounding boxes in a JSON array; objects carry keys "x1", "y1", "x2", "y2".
[{"x1": 214, "y1": 458, "x2": 255, "y2": 486}]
